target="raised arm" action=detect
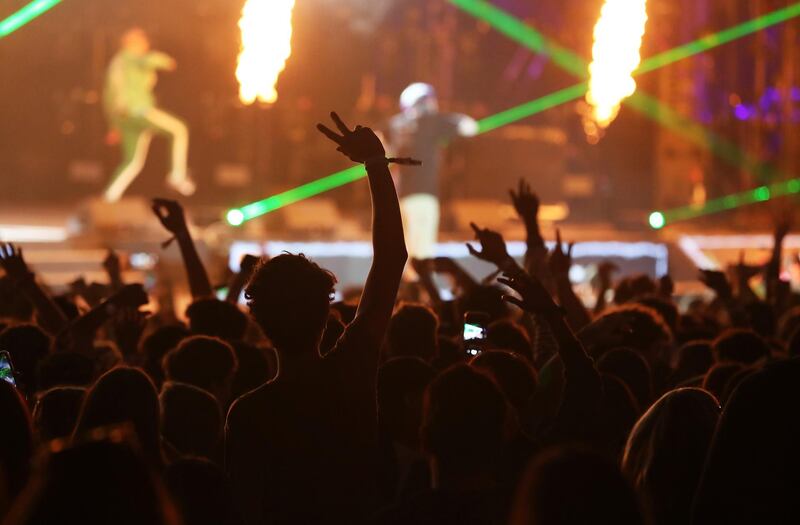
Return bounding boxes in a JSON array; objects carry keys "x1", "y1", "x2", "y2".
[
  {"x1": 699, "y1": 269, "x2": 747, "y2": 327},
  {"x1": 548, "y1": 230, "x2": 591, "y2": 331},
  {"x1": 64, "y1": 283, "x2": 149, "y2": 354},
  {"x1": 498, "y1": 269, "x2": 602, "y2": 444},
  {"x1": 145, "y1": 51, "x2": 177, "y2": 71},
  {"x1": 0, "y1": 243, "x2": 68, "y2": 335},
  {"x1": 226, "y1": 254, "x2": 260, "y2": 304},
  {"x1": 103, "y1": 249, "x2": 125, "y2": 292},
  {"x1": 152, "y1": 199, "x2": 213, "y2": 300},
  {"x1": 317, "y1": 112, "x2": 408, "y2": 345},
  {"x1": 593, "y1": 261, "x2": 618, "y2": 315},
  {"x1": 509, "y1": 180, "x2": 550, "y2": 281}
]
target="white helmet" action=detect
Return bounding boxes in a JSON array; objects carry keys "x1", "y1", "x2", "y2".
[{"x1": 400, "y1": 82, "x2": 436, "y2": 111}]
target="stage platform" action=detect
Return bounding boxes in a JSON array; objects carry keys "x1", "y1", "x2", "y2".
[{"x1": 0, "y1": 199, "x2": 795, "y2": 305}]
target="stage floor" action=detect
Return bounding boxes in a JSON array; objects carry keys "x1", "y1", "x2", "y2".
[{"x1": 0, "y1": 201, "x2": 795, "y2": 302}]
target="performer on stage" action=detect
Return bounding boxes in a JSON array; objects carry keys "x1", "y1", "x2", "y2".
[
  {"x1": 103, "y1": 28, "x2": 195, "y2": 202},
  {"x1": 388, "y1": 83, "x2": 478, "y2": 259}
]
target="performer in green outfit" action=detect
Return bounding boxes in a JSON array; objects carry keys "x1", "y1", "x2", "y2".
[{"x1": 103, "y1": 28, "x2": 195, "y2": 202}]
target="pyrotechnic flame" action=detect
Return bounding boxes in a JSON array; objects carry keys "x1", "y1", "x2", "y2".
[
  {"x1": 585, "y1": 0, "x2": 648, "y2": 132},
  {"x1": 236, "y1": 0, "x2": 296, "y2": 105}
]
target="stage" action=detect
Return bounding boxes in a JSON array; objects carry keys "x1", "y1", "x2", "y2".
[{"x1": 2, "y1": 197, "x2": 795, "y2": 312}]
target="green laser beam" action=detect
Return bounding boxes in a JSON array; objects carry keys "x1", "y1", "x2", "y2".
[
  {"x1": 650, "y1": 179, "x2": 800, "y2": 228},
  {"x1": 449, "y1": 0, "x2": 800, "y2": 82},
  {"x1": 449, "y1": 0, "x2": 794, "y2": 183},
  {"x1": 447, "y1": 0, "x2": 800, "y2": 227},
  {"x1": 238, "y1": 166, "x2": 367, "y2": 222},
  {"x1": 229, "y1": 0, "x2": 800, "y2": 224},
  {"x1": 447, "y1": 0, "x2": 587, "y2": 77},
  {"x1": 0, "y1": 0, "x2": 62, "y2": 38},
  {"x1": 626, "y1": 92, "x2": 783, "y2": 179},
  {"x1": 477, "y1": 83, "x2": 588, "y2": 133},
  {"x1": 636, "y1": 2, "x2": 800, "y2": 75}
]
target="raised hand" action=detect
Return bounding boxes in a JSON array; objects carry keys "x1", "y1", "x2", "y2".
[
  {"x1": 317, "y1": 112, "x2": 385, "y2": 164},
  {"x1": 152, "y1": 198, "x2": 188, "y2": 235},
  {"x1": 509, "y1": 179, "x2": 540, "y2": 224},
  {"x1": 497, "y1": 271, "x2": 563, "y2": 319},
  {"x1": 699, "y1": 269, "x2": 732, "y2": 298},
  {"x1": 108, "y1": 283, "x2": 149, "y2": 309},
  {"x1": 548, "y1": 230, "x2": 574, "y2": 278},
  {"x1": 467, "y1": 223, "x2": 511, "y2": 267},
  {"x1": 410, "y1": 258, "x2": 434, "y2": 278},
  {"x1": 0, "y1": 243, "x2": 32, "y2": 283},
  {"x1": 103, "y1": 249, "x2": 121, "y2": 275},
  {"x1": 658, "y1": 274, "x2": 675, "y2": 297},
  {"x1": 596, "y1": 261, "x2": 619, "y2": 290},
  {"x1": 112, "y1": 307, "x2": 149, "y2": 357},
  {"x1": 734, "y1": 250, "x2": 761, "y2": 281},
  {"x1": 774, "y1": 212, "x2": 792, "y2": 242}
]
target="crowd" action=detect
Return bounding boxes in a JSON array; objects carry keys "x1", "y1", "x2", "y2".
[{"x1": 1, "y1": 113, "x2": 799, "y2": 525}]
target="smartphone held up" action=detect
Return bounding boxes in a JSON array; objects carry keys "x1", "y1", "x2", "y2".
[{"x1": 463, "y1": 311, "x2": 489, "y2": 358}]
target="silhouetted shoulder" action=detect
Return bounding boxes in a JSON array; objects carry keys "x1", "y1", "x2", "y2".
[{"x1": 226, "y1": 379, "x2": 277, "y2": 431}]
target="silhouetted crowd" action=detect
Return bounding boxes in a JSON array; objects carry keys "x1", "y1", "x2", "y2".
[{"x1": 1, "y1": 114, "x2": 799, "y2": 525}]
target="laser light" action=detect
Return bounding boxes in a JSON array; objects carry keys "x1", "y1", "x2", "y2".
[
  {"x1": 227, "y1": 209, "x2": 245, "y2": 227},
  {"x1": 649, "y1": 211, "x2": 666, "y2": 230}
]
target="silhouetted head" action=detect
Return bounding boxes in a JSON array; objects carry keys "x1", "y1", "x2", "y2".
[
  {"x1": 163, "y1": 336, "x2": 237, "y2": 405},
  {"x1": 586, "y1": 304, "x2": 672, "y2": 363},
  {"x1": 377, "y1": 357, "x2": 436, "y2": 449},
  {"x1": 121, "y1": 27, "x2": 150, "y2": 55},
  {"x1": 36, "y1": 352, "x2": 94, "y2": 391},
  {"x1": 164, "y1": 458, "x2": 237, "y2": 525},
  {"x1": 673, "y1": 340, "x2": 713, "y2": 385},
  {"x1": 636, "y1": 295, "x2": 679, "y2": 336},
  {"x1": 597, "y1": 348, "x2": 652, "y2": 411},
  {"x1": 487, "y1": 320, "x2": 533, "y2": 362},
  {"x1": 186, "y1": 299, "x2": 249, "y2": 342},
  {"x1": 139, "y1": 324, "x2": 190, "y2": 388},
  {"x1": 246, "y1": 254, "x2": 336, "y2": 352},
  {"x1": 511, "y1": 446, "x2": 646, "y2": 525},
  {"x1": 702, "y1": 362, "x2": 745, "y2": 404},
  {"x1": 676, "y1": 313, "x2": 721, "y2": 344},
  {"x1": 743, "y1": 300, "x2": 776, "y2": 339},
  {"x1": 0, "y1": 324, "x2": 51, "y2": 397},
  {"x1": 614, "y1": 275, "x2": 657, "y2": 304},
  {"x1": 0, "y1": 380, "x2": 33, "y2": 499},
  {"x1": 387, "y1": 303, "x2": 439, "y2": 361},
  {"x1": 421, "y1": 364, "x2": 507, "y2": 480},
  {"x1": 623, "y1": 388, "x2": 720, "y2": 525},
  {"x1": 712, "y1": 329, "x2": 769, "y2": 365},
  {"x1": 6, "y1": 433, "x2": 179, "y2": 525},
  {"x1": 160, "y1": 382, "x2": 222, "y2": 460},
  {"x1": 694, "y1": 358, "x2": 800, "y2": 523},
  {"x1": 32, "y1": 386, "x2": 86, "y2": 442},
  {"x1": 471, "y1": 350, "x2": 537, "y2": 416},
  {"x1": 74, "y1": 367, "x2": 162, "y2": 468}
]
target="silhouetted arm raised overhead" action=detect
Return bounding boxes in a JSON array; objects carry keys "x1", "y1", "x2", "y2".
[
  {"x1": 152, "y1": 198, "x2": 213, "y2": 300},
  {"x1": 0, "y1": 243, "x2": 68, "y2": 336},
  {"x1": 317, "y1": 112, "x2": 408, "y2": 349}
]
